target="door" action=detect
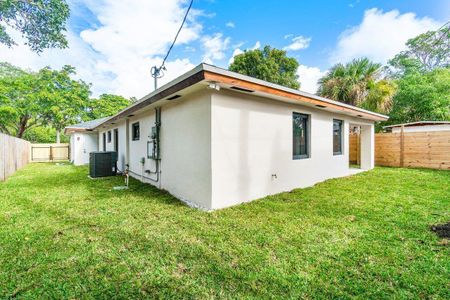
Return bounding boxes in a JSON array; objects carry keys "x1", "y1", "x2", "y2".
[
  {"x1": 102, "y1": 133, "x2": 106, "y2": 151},
  {"x1": 114, "y1": 129, "x2": 119, "y2": 153}
]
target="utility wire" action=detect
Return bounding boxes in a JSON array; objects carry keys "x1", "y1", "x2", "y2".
[{"x1": 151, "y1": 0, "x2": 194, "y2": 89}]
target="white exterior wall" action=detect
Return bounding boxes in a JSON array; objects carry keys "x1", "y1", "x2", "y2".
[
  {"x1": 69, "y1": 132, "x2": 98, "y2": 165},
  {"x1": 210, "y1": 90, "x2": 374, "y2": 210},
  {"x1": 91, "y1": 88, "x2": 376, "y2": 210},
  {"x1": 391, "y1": 124, "x2": 450, "y2": 133},
  {"x1": 98, "y1": 121, "x2": 127, "y2": 171},
  {"x1": 126, "y1": 90, "x2": 212, "y2": 209}
]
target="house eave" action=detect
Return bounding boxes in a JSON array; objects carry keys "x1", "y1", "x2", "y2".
[{"x1": 93, "y1": 63, "x2": 388, "y2": 130}]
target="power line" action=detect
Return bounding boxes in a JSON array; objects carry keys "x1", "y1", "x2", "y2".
[{"x1": 151, "y1": 0, "x2": 194, "y2": 90}]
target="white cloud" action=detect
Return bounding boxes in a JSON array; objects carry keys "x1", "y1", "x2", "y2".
[
  {"x1": 226, "y1": 21, "x2": 235, "y2": 28},
  {"x1": 201, "y1": 33, "x2": 231, "y2": 64},
  {"x1": 283, "y1": 35, "x2": 311, "y2": 51},
  {"x1": 297, "y1": 65, "x2": 326, "y2": 94},
  {"x1": 228, "y1": 48, "x2": 244, "y2": 64},
  {"x1": 331, "y1": 8, "x2": 440, "y2": 64},
  {"x1": 228, "y1": 40, "x2": 261, "y2": 64},
  {"x1": 252, "y1": 41, "x2": 261, "y2": 50},
  {"x1": 0, "y1": 0, "x2": 203, "y2": 98}
]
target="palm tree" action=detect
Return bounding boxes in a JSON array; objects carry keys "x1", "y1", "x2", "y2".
[{"x1": 318, "y1": 58, "x2": 395, "y2": 113}]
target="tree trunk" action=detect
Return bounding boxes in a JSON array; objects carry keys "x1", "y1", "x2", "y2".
[
  {"x1": 16, "y1": 115, "x2": 29, "y2": 138},
  {"x1": 56, "y1": 129, "x2": 60, "y2": 144}
]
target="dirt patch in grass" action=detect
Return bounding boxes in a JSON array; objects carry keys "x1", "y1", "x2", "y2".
[{"x1": 430, "y1": 222, "x2": 450, "y2": 239}]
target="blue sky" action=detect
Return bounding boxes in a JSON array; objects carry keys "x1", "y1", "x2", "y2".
[{"x1": 0, "y1": 0, "x2": 448, "y2": 97}]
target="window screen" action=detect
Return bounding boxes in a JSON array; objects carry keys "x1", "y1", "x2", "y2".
[
  {"x1": 333, "y1": 119, "x2": 343, "y2": 155},
  {"x1": 293, "y1": 113, "x2": 309, "y2": 159},
  {"x1": 107, "y1": 131, "x2": 111, "y2": 143},
  {"x1": 132, "y1": 122, "x2": 140, "y2": 141}
]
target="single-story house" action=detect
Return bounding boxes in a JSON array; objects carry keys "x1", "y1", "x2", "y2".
[
  {"x1": 383, "y1": 121, "x2": 450, "y2": 133},
  {"x1": 66, "y1": 63, "x2": 388, "y2": 210},
  {"x1": 64, "y1": 117, "x2": 108, "y2": 165}
]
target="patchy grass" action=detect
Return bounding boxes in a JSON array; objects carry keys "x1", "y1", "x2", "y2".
[{"x1": 0, "y1": 163, "x2": 449, "y2": 299}]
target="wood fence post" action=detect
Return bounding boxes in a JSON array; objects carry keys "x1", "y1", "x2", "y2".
[{"x1": 400, "y1": 125, "x2": 404, "y2": 167}]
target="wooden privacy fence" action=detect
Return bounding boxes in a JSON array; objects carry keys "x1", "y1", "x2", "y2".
[
  {"x1": 31, "y1": 143, "x2": 69, "y2": 162},
  {"x1": 376, "y1": 131, "x2": 450, "y2": 170},
  {"x1": 350, "y1": 130, "x2": 450, "y2": 170},
  {"x1": 0, "y1": 133, "x2": 31, "y2": 181},
  {"x1": 349, "y1": 132, "x2": 360, "y2": 165}
]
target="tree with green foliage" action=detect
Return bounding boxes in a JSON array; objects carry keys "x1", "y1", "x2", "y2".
[
  {"x1": 387, "y1": 67, "x2": 450, "y2": 124},
  {"x1": 229, "y1": 45, "x2": 300, "y2": 89},
  {"x1": 0, "y1": 63, "x2": 90, "y2": 141},
  {"x1": 38, "y1": 65, "x2": 91, "y2": 142},
  {"x1": 23, "y1": 125, "x2": 69, "y2": 143},
  {"x1": 318, "y1": 58, "x2": 396, "y2": 114},
  {"x1": 0, "y1": 62, "x2": 42, "y2": 137},
  {"x1": 87, "y1": 94, "x2": 131, "y2": 120},
  {"x1": 382, "y1": 26, "x2": 450, "y2": 125},
  {"x1": 0, "y1": 0, "x2": 70, "y2": 53},
  {"x1": 389, "y1": 25, "x2": 450, "y2": 76}
]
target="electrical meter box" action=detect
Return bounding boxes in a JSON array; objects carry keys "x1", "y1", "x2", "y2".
[{"x1": 147, "y1": 125, "x2": 160, "y2": 160}]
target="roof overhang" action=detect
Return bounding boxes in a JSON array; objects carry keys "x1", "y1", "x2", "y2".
[
  {"x1": 93, "y1": 64, "x2": 388, "y2": 130},
  {"x1": 384, "y1": 121, "x2": 450, "y2": 129}
]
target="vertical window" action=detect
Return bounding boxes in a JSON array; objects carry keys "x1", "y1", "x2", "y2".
[
  {"x1": 333, "y1": 119, "x2": 343, "y2": 155},
  {"x1": 132, "y1": 122, "x2": 140, "y2": 141},
  {"x1": 107, "y1": 130, "x2": 111, "y2": 143},
  {"x1": 293, "y1": 113, "x2": 310, "y2": 159}
]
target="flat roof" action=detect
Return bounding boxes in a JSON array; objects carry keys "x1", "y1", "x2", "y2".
[
  {"x1": 94, "y1": 63, "x2": 388, "y2": 129},
  {"x1": 383, "y1": 121, "x2": 450, "y2": 128}
]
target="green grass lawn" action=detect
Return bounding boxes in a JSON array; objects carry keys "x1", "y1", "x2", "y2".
[{"x1": 1, "y1": 164, "x2": 449, "y2": 299}]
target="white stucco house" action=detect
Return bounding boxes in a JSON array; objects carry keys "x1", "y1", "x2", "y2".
[
  {"x1": 64, "y1": 117, "x2": 108, "y2": 165},
  {"x1": 384, "y1": 121, "x2": 450, "y2": 133},
  {"x1": 65, "y1": 64, "x2": 388, "y2": 210}
]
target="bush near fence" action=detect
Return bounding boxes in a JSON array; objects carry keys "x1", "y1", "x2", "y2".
[{"x1": 0, "y1": 133, "x2": 31, "y2": 181}]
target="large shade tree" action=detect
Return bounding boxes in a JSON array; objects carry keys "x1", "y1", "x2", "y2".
[
  {"x1": 0, "y1": 63, "x2": 90, "y2": 141},
  {"x1": 38, "y1": 65, "x2": 91, "y2": 143},
  {"x1": 0, "y1": 62, "x2": 133, "y2": 142},
  {"x1": 318, "y1": 58, "x2": 396, "y2": 114},
  {"x1": 389, "y1": 24, "x2": 450, "y2": 76},
  {"x1": 87, "y1": 94, "x2": 131, "y2": 120},
  {"x1": 388, "y1": 67, "x2": 450, "y2": 124},
  {"x1": 385, "y1": 25, "x2": 450, "y2": 125},
  {"x1": 229, "y1": 45, "x2": 300, "y2": 89},
  {"x1": 0, "y1": 0, "x2": 70, "y2": 52}
]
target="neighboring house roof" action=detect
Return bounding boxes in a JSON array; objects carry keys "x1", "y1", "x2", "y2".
[
  {"x1": 383, "y1": 121, "x2": 450, "y2": 129},
  {"x1": 64, "y1": 117, "x2": 109, "y2": 134},
  {"x1": 94, "y1": 63, "x2": 388, "y2": 130}
]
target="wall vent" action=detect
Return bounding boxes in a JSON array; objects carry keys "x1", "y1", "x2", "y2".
[
  {"x1": 167, "y1": 95, "x2": 182, "y2": 100},
  {"x1": 230, "y1": 86, "x2": 254, "y2": 93}
]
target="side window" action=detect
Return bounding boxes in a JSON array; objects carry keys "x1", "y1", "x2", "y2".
[
  {"x1": 333, "y1": 119, "x2": 343, "y2": 155},
  {"x1": 293, "y1": 113, "x2": 310, "y2": 159},
  {"x1": 132, "y1": 122, "x2": 140, "y2": 141},
  {"x1": 107, "y1": 131, "x2": 112, "y2": 143}
]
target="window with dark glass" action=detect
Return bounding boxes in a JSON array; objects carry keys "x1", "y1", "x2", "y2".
[
  {"x1": 333, "y1": 119, "x2": 343, "y2": 155},
  {"x1": 107, "y1": 131, "x2": 111, "y2": 143},
  {"x1": 293, "y1": 113, "x2": 309, "y2": 159},
  {"x1": 132, "y1": 122, "x2": 140, "y2": 141}
]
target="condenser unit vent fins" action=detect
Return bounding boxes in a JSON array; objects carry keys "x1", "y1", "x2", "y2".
[{"x1": 89, "y1": 151, "x2": 118, "y2": 178}]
